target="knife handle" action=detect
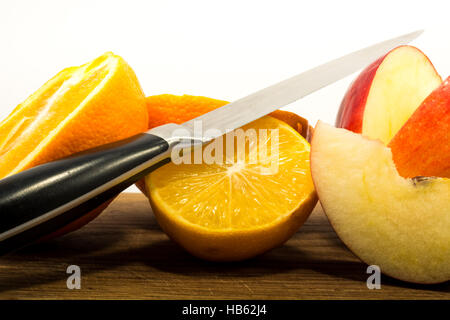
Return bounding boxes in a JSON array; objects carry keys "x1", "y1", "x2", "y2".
[{"x1": 0, "y1": 128, "x2": 177, "y2": 254}]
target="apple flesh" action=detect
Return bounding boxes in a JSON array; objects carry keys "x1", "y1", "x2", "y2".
[
  {"x1": 336, "y1": 46, "x2": 442, "y2": 144},
  {"x1": 389, "y1": 77, "x2": 450, "y2": 178},
  {"x1": 310, "y1": 121, "x2": 450, "y2": 284}
]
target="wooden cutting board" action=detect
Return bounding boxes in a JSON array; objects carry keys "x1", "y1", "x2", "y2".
[{"x1": 0, "y1": 193, "x2": 448, "y2": 299}]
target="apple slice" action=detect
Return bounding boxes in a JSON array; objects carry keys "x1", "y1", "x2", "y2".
[
  {"x1": 389, "y1": 77, "x2": 450, "y2": 178},
  {"x1": 336, "y1": 46, "x2": 442, "y2": 144},
  {"x1": 310, "y1": 121, "x2": 450, "y2": 284}
]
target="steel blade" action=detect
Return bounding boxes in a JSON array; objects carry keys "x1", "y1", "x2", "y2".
[{"x1": 182, "y1": 30, "x2": 422, "y2": 140}]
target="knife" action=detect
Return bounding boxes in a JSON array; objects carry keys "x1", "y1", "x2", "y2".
[{"x1": 0, "y1": 30, "x2": 422, "y2": 254}]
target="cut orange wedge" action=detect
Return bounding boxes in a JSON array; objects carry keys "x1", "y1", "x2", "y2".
[
  {"x1": 146, "y1": 94, "x2": 229, "y2": 129},
  {"x1": 146, "y1": 116, "x2": 317, "y2": 261},
  {"x1": 0, "y1": 52, "x2": 148, "y2": 237},
  {"x1": 0, "y1": 52, "x2": 148, "y2": 179}
]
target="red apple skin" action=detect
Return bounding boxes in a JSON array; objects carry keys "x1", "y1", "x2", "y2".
[
  {"x1": 335, "y1": 46, "x2": 440, "y2": 134},
  {"x1": 389, "y1": 77, "x2": 450, "y2": 178},
  {"x1": 335, "y1": 54, "x2": 385, "y2": 132}
]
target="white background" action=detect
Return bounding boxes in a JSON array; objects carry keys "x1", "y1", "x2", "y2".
[{"x1": 0, "y1": 0, "x2": 448, "y2": 192}]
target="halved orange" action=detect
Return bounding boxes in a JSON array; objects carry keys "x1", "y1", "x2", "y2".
[
  {"x1": 137, "y1": 93, "x2": 311, "y2": 195},
  {"x1": 0, "y1": 52, "x2": 148, "y2": 237},
  {"x1": 146, "y1": 116, "x2": 317, "y2": 261}
]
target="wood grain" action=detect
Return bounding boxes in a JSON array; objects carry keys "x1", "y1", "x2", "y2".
[{"x1": 0, "y1": 193, "x2": 448, "y2": 299}]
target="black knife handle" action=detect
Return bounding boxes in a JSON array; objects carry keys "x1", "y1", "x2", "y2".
[{"x1": 0, "y1": 132, "x2": 172, "y2": 254}]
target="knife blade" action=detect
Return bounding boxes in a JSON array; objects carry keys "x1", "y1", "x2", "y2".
[
  {"x1": 182, "y1": 30, "x2": 423, "y2": 140},
  {"x1": 0, "y1": 30, "x2": 422, "y2": 253}
]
